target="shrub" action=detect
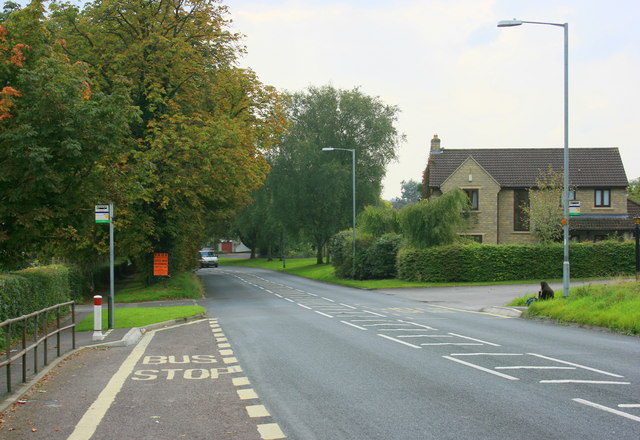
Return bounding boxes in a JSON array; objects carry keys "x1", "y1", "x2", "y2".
[
  {"x1": 0, "y1": 264, "x2": 80, "y2": 323},
  {"x1": 330, "y1": 231, "x2": 402, "y2": 280},
  {"x1": 397, "y1": 241, "x2": 634, "y2": 282}
]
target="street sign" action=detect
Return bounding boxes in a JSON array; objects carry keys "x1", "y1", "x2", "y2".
[
  {"x1": 95, "y1": 204, "x2": 110, "y2": 223},
  {"x1": 569, "y1": 200, "x2": 581, "y2": 216},
  {"x1": 154, "y1": 253, "x2": 169, "y2": 276}
]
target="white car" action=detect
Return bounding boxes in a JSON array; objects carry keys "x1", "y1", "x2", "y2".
[{"x1": 199, "y1": 249, "x2": 219, "y2": 268}]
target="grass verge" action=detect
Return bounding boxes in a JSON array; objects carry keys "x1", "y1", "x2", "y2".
[
  {"x1": 76, "y1": 305, "x2": 206, "y2": 331},
  {"x1": 519, "y1": 281, "x2": 640, "y2": 335},
  {"x1": 115, "y1": 272, "x2": 203, "y2": 303}
]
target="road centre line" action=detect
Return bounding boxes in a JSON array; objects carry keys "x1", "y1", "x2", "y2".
[
  {"x1": 573, "y1": 399, "x2": 640, "y2": 422},
  {"x1": 397, "y1": 320, "x2": 438, "y2": 330},
  {"x1": 315, "y1": 311, "x2": 334, "y2": 318},
  {"x1": 443, "y1": 356, "x2": 519, "y2": 381},
  {"x1": 378, "y1": 334, "x2": 421, "y2": 349},
  {"x1": 422, "y1": 343, "x2": 483, "y2": 346},
  {"x1": 298, "y1": 303, "x2": 312, "y2": 310},
  {"x1": 376, "y1": 328, "x2": 441, "y2": 332},
  {"x1": 541, "y1": 380, "x2": 631, "y2": 385},
  {"x1": 496, "y1": 366, "x2": 576, "y2": 370},
  {"x1": 450, "y1": 353, "x2": 523, "y2": 356},
  {"x1": 340, "y1": 303, "x2": 357, "y2": 309},
  {"x1": 274, "y1": 294, "x2": 282, "y2": 298},
  {"x1": 448, "y1": 333, "x2": 500, "y2": 346},
  {"x1": 619, "y1": 404, "x2": 640, "y2": 408},
  {"x1": 284, "y1": 298, "x2": 295, "y2": 303},
  {"x1": 528, "y1": 353, "x2": 624, "y2": 378},
  {"x1": 341, "y1": 321, "x2": 368, "y2": 331}
]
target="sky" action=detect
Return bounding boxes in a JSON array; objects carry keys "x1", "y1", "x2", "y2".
[{"x1": 226, "y1": 0, "x2": 640, "y2": 199}]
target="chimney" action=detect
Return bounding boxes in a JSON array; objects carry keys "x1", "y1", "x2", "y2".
[{"x1": 430, "y1": 134, "x2": 441, "y2": 153}]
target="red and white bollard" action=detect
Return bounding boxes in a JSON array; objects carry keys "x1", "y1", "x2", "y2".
[{"x1": 92, "y1": 295, "x2": 104, "y2": 341}]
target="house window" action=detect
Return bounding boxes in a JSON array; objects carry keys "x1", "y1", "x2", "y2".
[
  {"x1": 466, "y1": 235, "x2": 483, "y2": 243},
  {"x1": 594, "y1": 189, "x2": 611, "y2": 207},
  {"x1": 464, "y1": 189, "x2": 479, "y2": 210},
  {"x1": 514, "y1": 189, "x2": 530, "y2": 231}
]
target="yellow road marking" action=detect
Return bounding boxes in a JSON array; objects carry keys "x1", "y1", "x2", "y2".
[
  {"x1": 237, "y1": 388, "x2": 259, "y2": 400},
  {"x1": 257, "y1": 423, "x2": 286, "y2": 439},
  {"x1": 232, "y1": 377, "x2": 250, "y2": 386},
  {"x1": 68, "y1": 331, "x2": 155, "y2": 440},
  {"x1": 246, "y1": 405, "x2": 270, "y2": 418}
]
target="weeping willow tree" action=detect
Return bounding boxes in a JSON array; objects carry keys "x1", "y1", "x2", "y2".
[{"x1": 398, "y1": 189, "x2": 469, "y2": 248}]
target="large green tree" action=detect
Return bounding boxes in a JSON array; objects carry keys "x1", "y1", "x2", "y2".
[
  {"x1": 0, "y1": 1, "x2": 136, "y2": 269},
  {"x1": 269, "y1": 85, "x2": 403, "y2": 263},
  {"x1": 49, "y1": 0, "x2": 287, "y2": 273}
]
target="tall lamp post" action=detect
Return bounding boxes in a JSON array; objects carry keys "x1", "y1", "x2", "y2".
[
  {"x1": 322, "y1": 147, "x2": 356, "y2": 278},
  {"x1": 498, "y1": 18, "x2": 571, "y2": 297},
  {"x1": 635, "y1": 216, "x2": 640, "y2": 281}
]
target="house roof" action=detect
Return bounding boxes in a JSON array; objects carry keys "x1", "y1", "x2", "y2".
[{"x1": 427, "y1": 148, "x2": 628, "y2": 188}]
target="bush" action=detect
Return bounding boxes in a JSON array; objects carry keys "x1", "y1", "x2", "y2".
[
  {"x1": 0, "y1": 264, "x2": 81, "y2": 323},
  {"x1": 330, "y1": 231, "x2": 402, "y2": 280},
  {"x1": 396, "y1": 241, "x2": 635, "y2": 282}
]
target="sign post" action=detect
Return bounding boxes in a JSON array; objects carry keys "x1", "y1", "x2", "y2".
[{"x1": 95, "y1": 203, "x2": 115, "y2": 329}]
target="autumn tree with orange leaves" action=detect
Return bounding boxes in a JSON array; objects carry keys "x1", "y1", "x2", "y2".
[
  {"x1": 0, "y1": 1, "x2": 137, "y2": 269},
  {"x1": 48, "y1": 0, "x2": 287, "y2": 276}
]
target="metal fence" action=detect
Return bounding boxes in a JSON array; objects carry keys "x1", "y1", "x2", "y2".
[{"x1": 0, "y1": 301, "x2": 76, "y2": 394}]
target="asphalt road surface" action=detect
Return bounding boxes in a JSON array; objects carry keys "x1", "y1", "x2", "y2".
[{"x1": 198, "y1": 266, "x2": 640, "y2": 440}]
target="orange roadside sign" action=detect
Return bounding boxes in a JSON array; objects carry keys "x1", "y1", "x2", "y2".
[{"x1": 153, "y1": 252, "x2": 169, "y2": 276}]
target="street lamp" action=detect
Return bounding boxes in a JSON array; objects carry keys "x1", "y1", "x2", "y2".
[
  {"x1": 634, "y1": 216, "x2": 640, "y2": 281},
  {"x1": 322, "y1": 147, "x2": 356, "y2": 278},
  {"x1": 498, "y1": 18, "x2": 571, "y2": 297}
]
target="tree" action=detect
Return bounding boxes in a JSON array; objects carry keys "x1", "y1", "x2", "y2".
[
  {"x1": 269, "y1": 85, "x2": 404, "y2": 263},
  {"x1": 392, "y1": 179, "x2": 421, "y2": 209},
  {"x1": 525, "y1": 168, "x2": 570, "y2": 243},
  {"x1": 398, "y1": 189, "x2": 469, "y2": 248},
  {"x1": 0, "y1": 1, "x2": 137, "y2": 269},
  {"x1": 357, "y1": 202, "x2": 400, "y2": 236},
  {"x1": 49, "y1": 0, "x2": 287, "y2": 274}
]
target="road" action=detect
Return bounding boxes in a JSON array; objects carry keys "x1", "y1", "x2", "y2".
[{"x1": 198, "y1": 266, "x2": 640, "y2": 440}]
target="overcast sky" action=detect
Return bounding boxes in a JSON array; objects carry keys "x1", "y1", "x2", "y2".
[{"x1": 227, "y1": 0, "x2": 640, "y2": 199}]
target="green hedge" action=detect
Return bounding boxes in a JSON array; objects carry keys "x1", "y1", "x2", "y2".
[
  {"x1": 397, "y1": 242, "x2": 635, "y2": 282},
  {"x1": 331, "y1": 231, "x2": 403, "y2": 280},
  {"x1": 0, "y1": 264, "x2": 82, "y2": 323}
]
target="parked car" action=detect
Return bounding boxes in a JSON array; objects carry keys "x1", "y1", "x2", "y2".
[{"x1": 199, "y1": 249, "x2": 219, "y2": 268}]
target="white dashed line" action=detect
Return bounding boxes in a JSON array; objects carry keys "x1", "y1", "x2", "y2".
[
  {"x1": 378, "y1": 334, "x2": 421, "y2": 349},
  {"x1": 528, "y1": 353, "x2": 624, "y2": 378},
  {"x1": 341, "y1": 321, "x2": 368, "y2": 330},
  {"x1": 448, "y1": 333, "x2": 500, "y2": 346},
  {"x1": 443, "y1": 356, "x2": 519, "y2": 380},
  {"x1": 573, "y1": 399, "x2": 640, "y2": 422}
]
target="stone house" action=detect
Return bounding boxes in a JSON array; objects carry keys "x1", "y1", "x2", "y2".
[{"x1": 422, "y1": 135, "x2": 635, "y2": 244}]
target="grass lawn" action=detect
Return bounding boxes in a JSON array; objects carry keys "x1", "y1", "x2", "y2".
[
  {"x1": 520, "y1": 281, "x2": 640, "y2": 335},
  {"x1": 115, "y1": 272, "x2": 203, "y2": 303},
  {"x1": 76, "y1": 305, "x2": 206, "y2": 331}
]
